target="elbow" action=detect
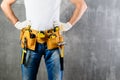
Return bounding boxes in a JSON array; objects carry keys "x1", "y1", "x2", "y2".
[
  {"x1": 1, "y1": 2, "x2": 4, "y2": 10},
  {"x1": 76, "y1": 1, "x2": 88, "y2": 11},
  {"x1": 1, "y1": 1, "x2": 7, "y2": 10},
  {"x1": 1, "y1": 1, "x2": 13, "y2": 10}
]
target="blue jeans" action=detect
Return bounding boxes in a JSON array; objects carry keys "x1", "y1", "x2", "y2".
[{"x1": 20, "y1": 43, "x2": 63, "y2": 80}]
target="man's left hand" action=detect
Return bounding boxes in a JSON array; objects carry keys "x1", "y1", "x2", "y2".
[{"x1": 59, "y1": 22, "x2": 73, "y2": 32}]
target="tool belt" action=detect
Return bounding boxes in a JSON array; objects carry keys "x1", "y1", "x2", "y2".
[
  {"x1": 20, "y1": 25, "x2": 64, "y2": 50},
  {"x1": 20, "y1": 25, "x2": 64, "y2": 70}
]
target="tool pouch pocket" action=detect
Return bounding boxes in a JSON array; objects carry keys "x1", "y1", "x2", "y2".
[
  {"x1": 20, "y1": 29, "x2": 36, "y2": 50},
  {"x1": 47, "y1": 37, "x2": 58, "y2": 50},
  {"x1": 47, "y1": 31, "x2": 64, "y2": 50}
]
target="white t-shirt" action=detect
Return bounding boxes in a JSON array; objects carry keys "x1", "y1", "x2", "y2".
[{"x1": 24, "y1": 0, "x2": 61, "y2": 31}]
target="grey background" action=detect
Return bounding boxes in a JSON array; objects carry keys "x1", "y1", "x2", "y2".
[{"x1": 0, "y1": 0, "x2": 120, "y2": 80}]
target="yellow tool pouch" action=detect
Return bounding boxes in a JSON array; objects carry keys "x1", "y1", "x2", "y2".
[
  {"x1": 47, "y1": 31, "x2": 64, "y2": 50},
  {"x1": 20, "y1": 26, "x2": 64, "y2": 50},
  {"x1": 20, "y1": 27, "x2": 37, "y2": 50}
]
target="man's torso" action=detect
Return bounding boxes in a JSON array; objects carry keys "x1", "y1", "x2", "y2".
[{"x1": 24, "y1": 0, "x2": 61, "y2": 31}]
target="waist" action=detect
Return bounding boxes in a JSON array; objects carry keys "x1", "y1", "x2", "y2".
[
  {"x1": 29, "y1": 20, "x2": 60, "y2": 31},
  {"x1": 31, "y1": 25, "x2": 54, "y2": 31},
  {"x1": 20, "y1": 25, "x2": 63, "y2": 50},
  {"x1": 22, "y1": 25, "x2": 60, "y2": 35}
]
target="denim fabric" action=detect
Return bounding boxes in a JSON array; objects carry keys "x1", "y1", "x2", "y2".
[{"x1": 20, "y1": 43, "x2": 63, "y2": 80}]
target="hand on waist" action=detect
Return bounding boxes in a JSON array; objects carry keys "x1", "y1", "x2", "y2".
[
  {"x1": 15, "y1": 20, "x2": 31, "y2": 30},
  {"x1": 54, "y1": 21, "x2": 73, "y2": 32},
  {"x1": 15, "y1": 20, "x2": 72, "y2": 31}
]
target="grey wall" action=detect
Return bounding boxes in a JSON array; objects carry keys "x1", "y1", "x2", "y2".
[{"x1": 0, "y1": 0, "x2": 120, "y2": 80}]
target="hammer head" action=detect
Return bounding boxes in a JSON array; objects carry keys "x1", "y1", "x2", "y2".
[{"x1": 58, "y1": 42, "x2": 66, "y2": 46}]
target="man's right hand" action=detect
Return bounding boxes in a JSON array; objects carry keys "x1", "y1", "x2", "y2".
[{"x1": 15, "y1": 20, "x2": 31, "y2": 30}]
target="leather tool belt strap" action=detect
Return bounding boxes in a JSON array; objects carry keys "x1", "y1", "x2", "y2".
[{"x1": 20, "y1": 25, "x2": 64, "y2": 50}]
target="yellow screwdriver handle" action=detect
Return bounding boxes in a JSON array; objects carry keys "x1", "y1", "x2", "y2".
[
  {"x1": 21, "y1": 49, "x2": 26, "y2": 64},
  {"x1": 38, "y1": 32, "x2": 45, "y2": 38}
]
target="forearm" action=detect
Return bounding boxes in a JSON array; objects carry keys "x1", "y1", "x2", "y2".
[
  {"x1": 1, "y1": 1, "x2": 18, "y2": 25},
  {"x1": 69, "y1": 1, "x2": 87, "y2": 26}
]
